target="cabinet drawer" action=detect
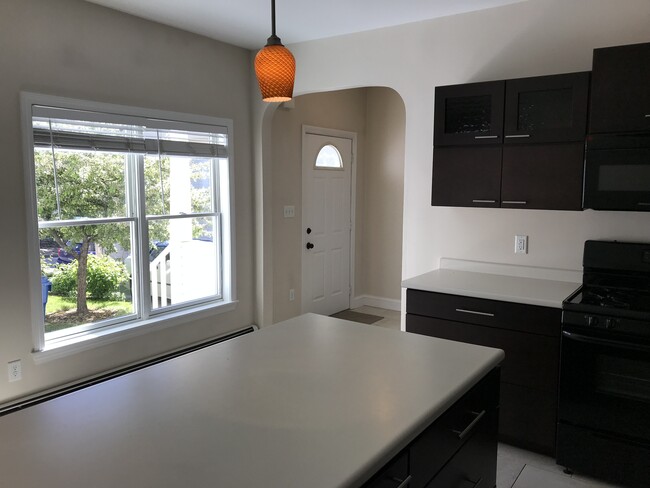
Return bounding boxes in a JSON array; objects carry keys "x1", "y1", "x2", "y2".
[
  {"x1": 406, "y1": 314, "x2": 559, "y2": 392},
  {"x1": 423, "y1": 406, "x2": 498, "y2": 488},
  {"x1": 406, "y1": 289, "x2": 561, "y2": 337},
  {"x1": 500, "y1": 382, "x2": 557, "y2": 455},
  {"x1": 410, "y1": 369, "x2": 499, "y2": 488},
  {"x1": 362, "y1": 449, "x2": 410, "y2": 488}
]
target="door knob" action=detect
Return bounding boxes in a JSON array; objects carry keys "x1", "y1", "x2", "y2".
[{"x1": 306, "y1": 242, "x2": 314, "y2": 250}]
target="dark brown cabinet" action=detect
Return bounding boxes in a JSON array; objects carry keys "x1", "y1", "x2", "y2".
[
  {"x1": 434, "y1": 81, "x2": 505, "y2": 146},
  {"x1": 432, "y1": 72, "x2": 589, "y2": 211},
  {"x1": 500, "y1": 143, "x2": 584, "y2": 210},
  {"x1": 504, "y1": 72, "x2": 590, "y2": 143},
  {"x1": 406, "y1": 289, "x2": 561, "y2": 455},
  {"x1": 431, "y1": 146, "x2": 502, "y2": 207},
  {"x1": 362, "y1": 369, "x2": 500, "y2": 488},
  {"x1": 590, "y1": 42, "x2": 650, "y2": 134}
]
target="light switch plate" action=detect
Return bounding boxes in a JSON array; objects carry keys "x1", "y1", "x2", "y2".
[{"x1": 283, "y1": 206, "x2": 295, "y2": 218}]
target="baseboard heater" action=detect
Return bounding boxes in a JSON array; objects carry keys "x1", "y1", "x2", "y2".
[{"x1": 0, "y1": 325, "x2": 256, "y2": 417}]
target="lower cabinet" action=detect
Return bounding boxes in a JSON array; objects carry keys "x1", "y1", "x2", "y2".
[
  {"x1": 406, "y1": 289, "x2": 561, "y2": 456},
  {"x1": 362, "y1": 369, "x2": 500, "y2": 488}
]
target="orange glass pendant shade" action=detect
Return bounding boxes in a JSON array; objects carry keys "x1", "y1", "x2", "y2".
[
  {"x1": 255, "y1": 43, "x2": 295, "y2": 102},
  {"x1": 255, "y1": 0, "x2": 295, "y2": 102}
]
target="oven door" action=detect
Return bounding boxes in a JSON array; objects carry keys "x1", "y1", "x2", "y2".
[
  {"x1": 559, "y1": 327, "x2": 650, "y2": 441},
  {"x1": 583, "y1": 142, "x2": 650, "y2": 211}
]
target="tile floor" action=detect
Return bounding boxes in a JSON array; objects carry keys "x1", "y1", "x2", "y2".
[
  {"x1": 350, "y1": 306, "x2": 623, "y2": 488},
  {"x1": 350, "y1": 305, "x2": 401, "y2": 330},
  {"x1": 498, "y1": 443, "x2": 623, "y2": 488}
]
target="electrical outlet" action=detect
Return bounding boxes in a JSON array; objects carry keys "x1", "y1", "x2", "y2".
[
  {"x1": 8, "y1": 360, "x2": 22, "y2": 382},
  {"x1": 515, "y1": 235, "x2": 528, "y2": 254},
  {"x1": 283, "y1": 206, "x2": 295, "y2": 218},
  {"x1": 289, "y1": 289, "x2": 295, "y2": 301}
]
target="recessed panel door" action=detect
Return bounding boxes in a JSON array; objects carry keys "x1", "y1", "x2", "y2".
[{"x1": 301, "y1": 129, "x2": 352, "y2": 316}]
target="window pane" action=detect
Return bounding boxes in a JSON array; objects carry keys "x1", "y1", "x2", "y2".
[
  {"x1": 34, "y1": 148, "x2": 128, "y2": 220},
  {"x1": 148, "y1": 217, "x2": 219, "y2": 310},
  {"x1": 40, "y1": 223, "x2": 134, "y2": 334},
  {"x1": 315, "y1": 145, "x2": 343, "y2": 169},
  {"x1": 145, "y1": 156, "x2": 213, "y2": 216}
]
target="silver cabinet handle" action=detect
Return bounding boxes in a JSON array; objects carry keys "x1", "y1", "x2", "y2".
[
  {"x1": 392, "y1": 475, "x2": 412, "y2": 488},
  {"x1": 638, "y1": 202, "x2": 650, "y2": 206},
  {"x1": 452, "y1": 410, "x2": 486, "y2": 439},
  {"x1": 455, "y1": 308, "x2": 495, "y2": 317},
  {"x1": 645, "y1": 114, "x2": 650, "y2": 118},
  {"x1": 472, "y1": 199, "x2": 497, "y2": 203},
  {"x1": 474, "y1": 135, "x2": 498, "y2": 139},
  {"x1": 505, "y1": 134, "x2": 530, "y2": 138},
  {"x1": 502, "y1": 200, "x2": 528, "y2": 205}
]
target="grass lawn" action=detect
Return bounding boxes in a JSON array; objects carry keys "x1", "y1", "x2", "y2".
[{"x1": 45, "y1": 295, "x2": 133, "y2": 333}]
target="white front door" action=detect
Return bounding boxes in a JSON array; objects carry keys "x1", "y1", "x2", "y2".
[{"x1": 301, "y1": 127, "x2": 354, "y2": 316}]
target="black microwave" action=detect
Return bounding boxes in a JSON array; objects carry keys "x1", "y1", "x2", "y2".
[{"x1": 583, "y1": 133, "x2": 650, "y2": 211}]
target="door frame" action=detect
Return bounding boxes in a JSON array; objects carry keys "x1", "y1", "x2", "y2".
[{"x1": 301, "y1": 125, "x2": 358, "y2": 314}]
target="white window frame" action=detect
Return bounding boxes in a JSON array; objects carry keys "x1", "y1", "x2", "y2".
[{"x1": 21, "y1": 92, "x2": 237, "y2": 362}]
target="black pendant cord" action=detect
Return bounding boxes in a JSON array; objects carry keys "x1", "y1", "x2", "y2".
[{"x1": 266, "y1": 0, "x2": 283, "y2": 46}]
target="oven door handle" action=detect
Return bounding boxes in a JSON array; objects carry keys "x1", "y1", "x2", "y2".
[{"x1": 562, "y1": 330, "x2": 650, "y2": 353}]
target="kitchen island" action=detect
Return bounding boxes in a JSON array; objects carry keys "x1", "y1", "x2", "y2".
[{"x1": 0, "y1": 313, "x2": 503, "y2": 487}]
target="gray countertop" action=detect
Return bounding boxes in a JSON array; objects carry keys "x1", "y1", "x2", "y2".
[
  {"x1": 402, "y1": 263, "x2": 581, "y2": 309},
  {"x1": 0, "y1": 313, "x2": 504, "y2": 488}
]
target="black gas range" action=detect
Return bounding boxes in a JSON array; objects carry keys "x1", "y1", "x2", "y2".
[{"x1": 557, "y1": 240, "x2": 650, "y2": 488}]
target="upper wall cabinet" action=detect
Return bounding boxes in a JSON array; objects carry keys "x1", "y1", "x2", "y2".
[
  {"x1": 589, "y1": 42, "x2": 650, "y2": 134},
  {"x1": 434, "y1": 81, "x2": 505, "y2": 145},
  {"x1": 432, "y1": 72, "x2": 590, "y2": 210},
  {"x1": 504, "y1": 72, "x2": 590, "y2": 143}
]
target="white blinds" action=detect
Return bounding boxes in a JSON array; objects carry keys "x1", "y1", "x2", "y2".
[{"x1": 32, "y1": 105, "x2": 228, "y2": 157}]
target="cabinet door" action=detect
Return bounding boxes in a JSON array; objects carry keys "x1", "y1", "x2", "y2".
[
  {"x1": 432, "y1": 146, "x2": 502, "y2": 207},
  {"x1": 500, "y1": 143, "x2": 584, "y2": 210},
  {"x1": 434, "y1": 81, "x2": 505, "y2": 146},
  {"x1": 590, "y1": 42, "x2": 650, "y2": 134},
  {"x1": 504, "y1": 72, "x2": 590, "y2": 143},
  {"x1": 406, "y1": 315, "x2": 559, "y2": 391},
  {"x1": 500, "y1": 383, "x2": 557, "y2": 455}
]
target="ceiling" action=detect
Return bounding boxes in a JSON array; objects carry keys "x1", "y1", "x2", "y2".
[{"x1": 86, "y1": 0, "x2": 527, "y2": 50}]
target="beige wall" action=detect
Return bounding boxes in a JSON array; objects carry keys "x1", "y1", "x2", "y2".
[
  {"x1": 270, "y1": 88, "x2": 405, "y2": 323},
  {"x1": 360, "y1": 88, "x2": 405, "y2": 302},
  {"x1": 0, "y1": 0, "x2": 254, "y2": 403},
  {"x1": 282, "y1": 0, "x2": 650, "y2": 289},
  {"x1": 271, "y1": 89, "x2": 367, "y2": 323}
]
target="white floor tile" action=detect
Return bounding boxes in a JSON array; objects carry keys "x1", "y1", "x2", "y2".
[
  {"x1": 513, "y1": 465, "x2": 585, "y2": 488},
  {"x1": 350, "y1": 305, "x2": 401, "y2": 330}
]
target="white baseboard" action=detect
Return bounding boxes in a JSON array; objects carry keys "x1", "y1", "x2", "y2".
[{"x1": 350, "y1": 295, "x2": 401, "y2": 311}]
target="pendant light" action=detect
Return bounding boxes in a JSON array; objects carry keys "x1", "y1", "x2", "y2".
[{"x1": 254, "y1": 0, "x2": 295, "y2": 102}]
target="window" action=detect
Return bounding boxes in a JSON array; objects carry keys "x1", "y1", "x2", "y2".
[
  {"x1": 22, "y1": 94, "x2": 234, "y2": 352},
  {"x1": 314, "y1": 144, "x2": 343, "y2": 169}
]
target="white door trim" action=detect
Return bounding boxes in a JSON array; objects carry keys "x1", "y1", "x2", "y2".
[{"x1": 301, "y1": 125, "x2": 357, "y2": 314}]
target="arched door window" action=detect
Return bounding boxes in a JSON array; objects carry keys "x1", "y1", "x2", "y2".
[{"x1": 314, "y1": 144, "x2": 343, "y2": 169}]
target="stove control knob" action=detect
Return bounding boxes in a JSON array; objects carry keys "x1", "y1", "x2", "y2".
[
  {"x1": 605, "y1": 318, "x2": 617, "y2": 329},
  {"x1": 587, "y1": 315, "x2": 598, "y2": 327}
]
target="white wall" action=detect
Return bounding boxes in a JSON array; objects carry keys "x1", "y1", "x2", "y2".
[
  {"x1": 0, "y1": 0, "x2": 254, "y2": 404},
  {"x1": 281, "y1": 0, "x2": 650, "y2": 284}
]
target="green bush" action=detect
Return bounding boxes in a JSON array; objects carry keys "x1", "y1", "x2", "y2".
[
  {"x1": 51, "y1": 255, "x2": 129, "y2": 300},
  {"x1": 50, "y1": 263, "x2": 77, "y2": 297}
]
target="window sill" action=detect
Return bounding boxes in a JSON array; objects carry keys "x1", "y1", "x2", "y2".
[{"x1": 32, "y1": 300, "x2": 238, "y2": 365}]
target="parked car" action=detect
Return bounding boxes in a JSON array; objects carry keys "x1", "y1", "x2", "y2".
[{"x1": 57, "y1": 242, "x2": 96, "y2": 264}]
